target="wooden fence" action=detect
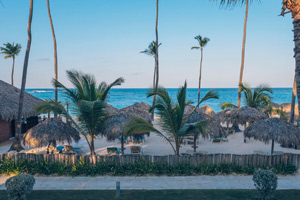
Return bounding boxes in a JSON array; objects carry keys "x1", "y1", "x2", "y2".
[{"x1": 0, "y1": 153, "x2": 300, "y2": 168}]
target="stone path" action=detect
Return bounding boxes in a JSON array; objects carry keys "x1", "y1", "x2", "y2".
[{"x1": 0, "y1": 175, "x2": 300, "y2": 190}]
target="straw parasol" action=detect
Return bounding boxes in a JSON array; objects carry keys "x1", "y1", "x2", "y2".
[
  {"x1": 23, "y1": 118, "x2": 80, "y2": 152},
  {"x1": 230, "y1": 106, "x2": 267, "y2": 125},
  {"x1": 244, "y1": 118, "x2": 300, "y2": 155},
  {"x1": 0, "y1": 80, "x2": 43, "y2": 121},
  {"x1": 206, "y1": 120, "x2": 227, "y2": 138},
  {"x1": 213, "y1": 109, "x2": 233, "y2": 124},
  {"x1": 103, "y1": 102, "x2": 152, "y2": 154}
]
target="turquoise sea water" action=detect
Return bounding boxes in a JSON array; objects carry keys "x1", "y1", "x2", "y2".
[{"x1": 26, "y1": 88, "x2": 293, "y2": 114}]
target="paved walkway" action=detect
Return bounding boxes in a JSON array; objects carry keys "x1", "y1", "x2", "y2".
[{"x1": 0, "y1": 175, "x2": 300, "y2": 190}]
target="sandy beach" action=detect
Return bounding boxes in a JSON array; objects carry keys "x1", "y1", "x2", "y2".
[{"x1": 1, "y1": 119, "x2": 299, "y2": 156}]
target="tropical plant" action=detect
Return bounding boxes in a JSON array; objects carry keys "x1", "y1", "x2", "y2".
[
  {"x1": 253, "y1": 170, "x2": 278, "y2": 200},
  {"x1": 191, "y1": 35, "x2": 210, "y2": 107},
  {"x1": 35, "y1": 70, "x2": 124, "y2": 155},
  {"x1": 125, "y1": 82, "x2": 219, "y2": 155},
  {"x1": 10, "y1": 0, "x2": 33, "y2": 152},
  {"x1": 47, "y1": 0, "x2": 58, "y2": 112},
  {"x1": 221, "y1": 83, "x2": 273, "y2": 111},
  {"x1": 5, "y1": 174, "x2": 35, "y2": 200},
  {"x1": 141, "y1": 41, "x2": 161, "y2": 117},
  {"x1": 214, "y1": 0, "x2": 254, "y2": 108},
  {"x1": 0, "y1": 42, "x2": 22, "y2": 86}
]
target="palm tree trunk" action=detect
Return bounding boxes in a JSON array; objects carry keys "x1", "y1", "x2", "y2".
[
  {"x1": 10, "y1": 0, "x2": 33, "y2": 152},
  {"x1": 294, "y1": 18, "x2": 300, "y2": 124},
  {"x1": 47, "y1": 0, "x2": 58, "y2": 118},
  {"x1": 290, "y1": 76, "x2": 297, "y2": 123},
  {"x1": 197, "y1": 48, "x2": 203, "y2": 107},
  {"x1": 237, "y1": 0, "x2": 249, "y2": 108},
  {"x1": 271, "y1": 139, "x2": 274, "y2": 155},
  {"x1": 89, "y1": 135, "x2": 95, "y2": 156},
  {"x1": 151, "y1": 60, "x2": 157, "y2": 119},
  {"x1": 152, "y1": 0, "x2": 159, "y2": 120},
  {"x1": 11, "y1": 56, "x2": 15, "y2": 86}
]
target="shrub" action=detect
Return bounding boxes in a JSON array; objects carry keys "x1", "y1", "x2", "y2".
[
  {"x1": 253, "y1": 170, "x2": 278, "y2": 200},
  {"x1": 5, "y1": 174, "x2": 35, "y2": 200}
]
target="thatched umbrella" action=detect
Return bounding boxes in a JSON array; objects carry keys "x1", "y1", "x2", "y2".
[
  {"x1": 23, "y1": 118, "x2": 80, "y2": 153},
  {"x1": 244, "y1": 118, "x2": 300, "y2": 155},
  {"x1": 198, "y1": 105, "x2": 215, "y2": 117},
  {"x1": 206, "y1": 120, "x2": 227, "y2": 138},
  {"x1": 103, "y1": 102, "x2": 152, "y2": 154},
  {"x1": 230, "y1": 106, "x2": 267, "y2": 125}
]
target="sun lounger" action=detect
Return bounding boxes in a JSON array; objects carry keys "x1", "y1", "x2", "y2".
[
  {"x1": 130, "y1": 146, "x2": 143, "y2": 155},
  {"x1": 118, "y1": 137, "x2": 128, "y2": 143},
  {"x1": 64, "y1": 145, "x2": 76, "y2": 154},
  {"x1": 107, "y1": 147, "x2": 120, "y2": 155}
]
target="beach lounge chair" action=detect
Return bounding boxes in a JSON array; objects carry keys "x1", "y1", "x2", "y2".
[
  {"x1": 107, "y1": 147, "x2": 120, "y2": 155},
  {"x1": 130, "y1": 146, "x2": 143, "y2": 155},
  {"x1": 211, "y1": 137, "x2": 222, "y2": 143},
  {"x1": 64, "y1": 145, "x2": 76, "y2": 154},
  {"x1": 118, "y1": 137, "x2": 128, "y2": 143}
]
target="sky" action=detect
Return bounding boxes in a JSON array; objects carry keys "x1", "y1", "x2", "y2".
[{"x1": 0, "y1": 0, "x2": 295, "y2": 89}]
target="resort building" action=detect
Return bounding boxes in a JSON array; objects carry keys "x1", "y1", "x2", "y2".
[{"x1": 0, "y1": 80, "x2": 42, "y2": 143}]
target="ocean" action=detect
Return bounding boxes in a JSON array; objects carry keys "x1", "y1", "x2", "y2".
[{"x1": 26, "y1": 88, "x2": 294, "y2": 114}]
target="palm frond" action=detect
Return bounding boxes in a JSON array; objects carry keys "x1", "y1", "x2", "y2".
[
  {"x1": 197, "y1": 89, "x2": 219, "y2": 107},
  {"x1": 221, "y1": 103, "x2": 237, "y2": 110}
]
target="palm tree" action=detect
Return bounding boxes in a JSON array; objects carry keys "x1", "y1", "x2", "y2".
[
  {"x1": 290, "y1": 77, "x2": 297, "y2": 123},
  {"x1": 0, "y1": 43, "x2": 22, "y2": 86},
  {"x1": 141, "y1": 41, "x2": 161, "y2": 117},
  {"x1": 125, "y1": 82, "x2": 219, "y2": 155},
  {"x1": 281, "y1": 1, "x2": 300, "y2": 123},
  {"x1": 35, "y1": 70, "x2": 124, "y2": 156},
  {"x1": 155, "y1": 0, "x2": 159, "y2": 94},
  {"x1": 10, "y1": 0, "x2": 33, "y2": 152},
  {"x1": 47, "y1": 0, "x2": 58, "y2": 112},
  {"x1": 191, "y1": 35, "x2": 210, "y2": 106},
  {"x1": 214, "y1": 0, "x2": 251, "y2": 108},
  {"x1": 221, "y1": 83, "x2": 273, "y2": 111}
]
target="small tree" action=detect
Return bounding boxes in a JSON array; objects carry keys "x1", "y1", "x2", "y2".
[
  {"x1": 253, "y1": 170, "x2": 278, "y2": 200},
  {"x1": 35, "y1": 70, "x2": 124, "y2": 155},
  {"x1": 125, "y1": 81, "x2": 218, "y2": 155},
  {"x1": 5, "y1": 174, "x2": 35, "y2": 200}
]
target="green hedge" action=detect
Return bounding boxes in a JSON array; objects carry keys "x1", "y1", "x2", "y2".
[{"x1": 0, "y1": 158, "x2": 297, "y2": 176}]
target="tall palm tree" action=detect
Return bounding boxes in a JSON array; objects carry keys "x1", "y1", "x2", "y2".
[
  {"x1": 191, "y1": 35, "x2": 210, "y2": 106},
  {"x1": 155, "y1": 0, "x2": 159, "y2": 93},
  {"x1": 221, "y1": 83, "x2": 273, "y2": 111},
  {"x1": 290, "y1": 77, "x2": 297, "y2": 123},
  {"x1": 125, "y1": 82, "x2": 218, "y2": 155},
  {"x1": 215, "y1": 0, "x2": 251, "y2": 108},
  {"x1": 47, "y1": 0, "x2": 58, "y2": 113},
  {"x1": 141, "y1": 41, "x2": 161, "y2": 117},
  {"x1": 10, "y1": 0, "x2": 34, "y2": 151},
  {"x1": 0, "y1": 43, "x2": 22, "y2": 86},
  {"x1": 281, "y1": 1, "x2": 300, "y2": 123},
  {"x1": 36, "y1": 70, "x2": 124, "y2": 156}
]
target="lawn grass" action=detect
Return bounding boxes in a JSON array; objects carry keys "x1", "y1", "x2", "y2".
[{"x1": 0, "y1": 190, "x2": 300, "y2": 200}]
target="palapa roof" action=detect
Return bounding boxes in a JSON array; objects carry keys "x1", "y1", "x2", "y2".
[
  {"x1": 206, "y1": 120, "x2": 227, "y2": 138},
  {"x1": 213, "y1": 109, "x2": 233, "y2": 124},
  {"x1": 0, "y1": 80, "x2": 43, "y2": 121},
  {"x1": 23, "y1": 118, "x2": 80, "y2": 147},
  {"x1": 244, "y1": 118, "x2": 300, "y2": 146},
  {"x1": 103, "y1": 102, "x2": 152, "y2": 140},
  {"x1": 230, "y1": 106, "x2": 266, "y2": 125},
  {"x1": 184, "y1": 105, "x2": 212, "y2": 123}
]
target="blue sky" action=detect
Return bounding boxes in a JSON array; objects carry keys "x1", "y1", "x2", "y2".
[{"x1": 0, "y1": 0, "x2": 295, "y2": 88}]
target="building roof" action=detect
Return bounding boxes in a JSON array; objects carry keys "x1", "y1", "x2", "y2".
[{"x1": 0, "y1": 80, "x2": 43, "y2": 121}]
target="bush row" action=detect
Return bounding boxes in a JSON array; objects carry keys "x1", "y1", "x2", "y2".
[{"x1": 0, "y1": 158, "x2": 297, "y2": 176}]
